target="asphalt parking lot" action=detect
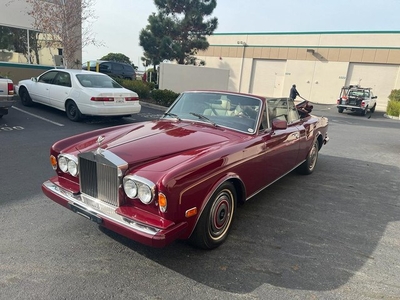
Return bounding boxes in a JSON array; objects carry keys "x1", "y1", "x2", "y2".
[{"x1": 0, "y1": 100, "x2": 400, "y2": 300}]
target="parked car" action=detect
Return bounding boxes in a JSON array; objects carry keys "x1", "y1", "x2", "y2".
[
  {"x1": 16, "y1": 69, "x2": 141, "y2": 121},
  {"x1": 42, "y1": 91, "x2": 329, "y2": 249},
  {"x1": 0, "y1": 76, "x2": 16, "y2": 118},
  {"x1": 83, "y1": 60, "x2": 136, "y2": 80},
  {"x1": 336, "y1": 85, "x2": 377, "y2": 115}
]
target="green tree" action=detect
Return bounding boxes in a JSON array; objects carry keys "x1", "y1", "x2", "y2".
[
  {"x1": 139, "y1": 0, "x2": 218, "y2": 65},
  {"x1": 100, "y1": 53, "x2": 131, "y2": 64},
  {"x1": 100, "y1": 52, "x2": 137, "y2": 70}
]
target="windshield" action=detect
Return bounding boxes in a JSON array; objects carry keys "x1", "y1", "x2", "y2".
[
  {"x1": 75, "y1": 74, "x2": 123, "y2": 88},
  {"x1": 163, "y1": 92, "x2": 262, "y2": 134}
]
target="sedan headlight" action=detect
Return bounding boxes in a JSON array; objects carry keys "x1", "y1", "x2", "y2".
[
  {"x1": 58, "y1": 154, "x2": 79, "y2": 177},
  {"x1": 123, "y1": 175, "x2": 155, "y2": 204}
]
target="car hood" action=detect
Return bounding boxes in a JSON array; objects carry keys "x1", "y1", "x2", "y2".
[{"x1": 73, "y1": 120, "x2": 233, "y2": 171}]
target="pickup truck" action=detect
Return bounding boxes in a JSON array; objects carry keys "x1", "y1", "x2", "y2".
[
  {"x1": 0, "y1": 76, "x2": 16, "y2": 118},
  {"x1": 336, "y1": 85, "x2": 377, "y2": 116}
]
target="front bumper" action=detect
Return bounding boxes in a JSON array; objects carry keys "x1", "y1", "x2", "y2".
[{"x1": 42, "y1": 180, "x2": 187, "y2": 247}]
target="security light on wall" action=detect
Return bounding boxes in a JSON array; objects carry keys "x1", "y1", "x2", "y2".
[{"x1": 306, "y1": 49, "x2": 315, "y2": 54}]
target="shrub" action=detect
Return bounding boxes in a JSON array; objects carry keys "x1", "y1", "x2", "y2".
[
  {"x1": 388, "y1": 89, "x2": 400, "y2": 102},
  {"x1": 114, "y1": 78, "x2": 151, "y2": 99},
  {"x1": 150, "y1": 89, "x2": 179, "y2": 107},
  {"x1": 387, "y1": 100, "x2": 400, "y2": 117},
  {"x1": 386, "y1": 89, "x2": 400, "y2": 116}
]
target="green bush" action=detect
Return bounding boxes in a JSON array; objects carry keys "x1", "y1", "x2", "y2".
[
  {"x1": 388, "y1": 89, "x2": 400, "y2": 102},
  {"x1": 386, "y1": 89, "x2": 400, "y2": 116},
  {"x1": 387, "y1": 100, "x2": 400, "y2": 117},
  {"x1": 150, "y1": 89, "x2": 179, "y2": 107},
  {"x1": 114, "y1": 78, "x2": 151, "y2": 99}
]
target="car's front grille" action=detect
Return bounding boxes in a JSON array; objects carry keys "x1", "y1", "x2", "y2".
[{"x1": 78, "y1": 150, "x2": 128, "y2": 207}]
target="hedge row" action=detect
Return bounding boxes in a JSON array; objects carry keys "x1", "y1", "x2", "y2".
[{"x1": 114, "y1": 78, "x2": 178, "y2": 107}]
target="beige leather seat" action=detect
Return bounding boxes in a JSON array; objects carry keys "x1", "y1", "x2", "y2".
[
  {"x1": 272, "y1": 107, "x2": 287, "y2": 121},
  {"x1": 204, "y1": 99, "x2": 233, "y2": 116}
]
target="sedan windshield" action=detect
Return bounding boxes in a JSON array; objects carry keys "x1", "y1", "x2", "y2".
[
  {"x1": 75, "y1": 74, "x2": 123, "y2": 88},
  {"x1": 164, "y1": 92, "x2": 262, "y2": 134}
]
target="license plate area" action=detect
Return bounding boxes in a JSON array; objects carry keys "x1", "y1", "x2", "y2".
[{"x1": 68, "y1": 203, "x2": 103, "y2": 224}]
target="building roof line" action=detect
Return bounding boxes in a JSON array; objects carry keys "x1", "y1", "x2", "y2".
[
  {"x1": 209, "y1": 44, "x2": 400, "y2": 50},
  {"x1": 212, "y1": 30, "x2": 400, "y2": 36}
]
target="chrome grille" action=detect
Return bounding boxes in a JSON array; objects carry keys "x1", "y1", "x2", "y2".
[{"x1": 78, "y1": 150, "x2": 128, "y2": 207}]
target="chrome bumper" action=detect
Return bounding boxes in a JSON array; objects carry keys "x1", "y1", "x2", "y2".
[{"x1": 43, "y1": 180, "x2": 161, "y2": 236}]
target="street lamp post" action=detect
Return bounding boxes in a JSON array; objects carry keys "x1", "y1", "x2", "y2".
[{"x1": 237, "y1": 41, "x2": 247, "y2": 93}]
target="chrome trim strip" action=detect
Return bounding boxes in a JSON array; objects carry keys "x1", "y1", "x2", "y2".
[{"x1": 43, "y1": 180, "x2": 160, "y2": 236}]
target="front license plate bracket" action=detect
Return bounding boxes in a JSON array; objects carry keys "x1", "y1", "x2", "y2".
[{"x1": 68, "y1": 203, "x2": 103, "y2": 224}]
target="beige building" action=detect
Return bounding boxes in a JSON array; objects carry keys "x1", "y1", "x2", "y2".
[
  {"x1": 0, "y1": 0, "x2": 82, "y2": 82},
  {"x1": 197, "y1": 31, "x2": 400, "y2": 111}
]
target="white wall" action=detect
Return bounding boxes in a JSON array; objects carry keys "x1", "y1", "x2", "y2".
[{"x1": 159, "y1": 63, "x2": 230, "y2": 93}]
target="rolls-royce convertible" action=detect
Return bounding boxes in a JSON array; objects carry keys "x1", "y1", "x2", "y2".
[{"x1": 42, "y1": 91, "x2": 329, "y2": 249}]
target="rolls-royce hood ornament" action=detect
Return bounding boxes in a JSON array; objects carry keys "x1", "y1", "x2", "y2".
[{"x1": 96, "y1": 135, "x2": 105, "y2": 154}]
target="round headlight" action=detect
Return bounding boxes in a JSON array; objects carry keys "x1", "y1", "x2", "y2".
[
  {"x1": 138, "y1": 184, "x2": 152, "y2": 204},
  {"x1": 67, "y1": 160, "x2": 78, "y2": 177},
  {"x1": 124, "y1": 179, "x2": 138, "y2": 199},
  {"x1": 58, "y1": 156, "x2": 68, "y2": 172}
]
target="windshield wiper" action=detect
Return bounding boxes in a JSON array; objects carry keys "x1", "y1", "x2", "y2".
[
  {"x1": 162, "y1": 112, "x2": 181, "y2": 121},
  {"x1": 190, "y1": 112, "x2": 217, "y2": 126}
]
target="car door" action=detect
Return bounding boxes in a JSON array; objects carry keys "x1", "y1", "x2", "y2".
[
  {"x1": 111, "y1": 62, "x2": 124, "y2": 78},
  {"x1": 242, "y1": 99, "x2": 300, "y2": 196},
  {"x1": 264, "y1": 98, "x2": 301, "y2": 176},
  {"x1": 49, "y1": 71, "x2": 72, "y2": 109},
  {"x1": 31, "y1": 71, "x2": 58, "y2": 104}
]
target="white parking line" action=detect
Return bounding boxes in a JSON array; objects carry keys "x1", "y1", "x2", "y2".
[{"x1": 12, "y1": 107, "x2": 64, "y2": 127}]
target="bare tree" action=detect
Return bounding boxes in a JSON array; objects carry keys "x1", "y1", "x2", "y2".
[{"x1": 22, "y1": 0, "x2": 101, "y2": 68}]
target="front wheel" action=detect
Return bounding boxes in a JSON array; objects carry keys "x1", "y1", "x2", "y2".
[
  {"x1": 66, "y1": 101, "x2": 82, "y2": 122},
  {"x1": 297, "y1": 139, "x2": 319, "y2": 175},
  {"x1": 338, "y1": 108, "x2": 344, "y2": 113},
  {"x1": 189, "y1": 182, "x2": 236, "y2": 249}
]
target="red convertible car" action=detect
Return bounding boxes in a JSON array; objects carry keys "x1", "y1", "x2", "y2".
[{"x1": 42, "y1": 91, "x2": 329, "y2": 249}]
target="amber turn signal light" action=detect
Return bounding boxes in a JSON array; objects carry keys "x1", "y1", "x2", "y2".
[
  {"x1": 50, "y1": 155, "x2": 57, "y2": 170},
  {"x1": 185, "y1": 207, "x2": 198, "y2": 218},
  {"x1": 158, "y1": 193, "x2": 167, "y2": 213}
]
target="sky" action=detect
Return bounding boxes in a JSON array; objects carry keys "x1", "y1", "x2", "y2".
[{"x1": 82, "y1": 0, "x2": 400, "y2": 70}]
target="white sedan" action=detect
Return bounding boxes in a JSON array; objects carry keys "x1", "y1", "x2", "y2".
[{"x1": 17, "y1": 69, "x2": 141, "y2": 121}]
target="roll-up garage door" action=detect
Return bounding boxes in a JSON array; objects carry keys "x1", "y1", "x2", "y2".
[
  {"x1": 249, "y1": 59, "x2": 286, "y2": 98},
  {"x1": 346, "y1": 63, "x2": 399, "y2": 111}
]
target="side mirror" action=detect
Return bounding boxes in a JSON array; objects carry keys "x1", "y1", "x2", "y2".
[
  {"x1": 372, "y1": 96, "x2": 377, "y2": 99},
  {"x1": 272, "y1": 119, "x2": 288, "y2": 130},
  {"x1": 31, "y1": 77, "x2": 38, "y2": 82}
]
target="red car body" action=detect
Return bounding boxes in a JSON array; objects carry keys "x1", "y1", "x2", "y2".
[{"x1": 42, "y1": 91, "x2": 329, "y2": 249}]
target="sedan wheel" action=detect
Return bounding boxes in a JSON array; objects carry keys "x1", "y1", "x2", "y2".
[
  {"x1": 66, "y1": 101, "x2": 82, "y2": 122},
  {"x1": 297, "y1": 139, "x2": 319, "y2": 175},
  {"x1": 189, "y1": 182, "x2": 236, "y2": 249},
  {"x1": 20, "y1": 88, "x2": 34, "y2": 106}
]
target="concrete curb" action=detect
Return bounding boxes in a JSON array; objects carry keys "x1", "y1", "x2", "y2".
[
  {"x1": 139, "y1": 101, "x2": 167, "y2": 111},
  {"x1": 383, "y1": 113, "x2": 400, "y2": 120}
]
